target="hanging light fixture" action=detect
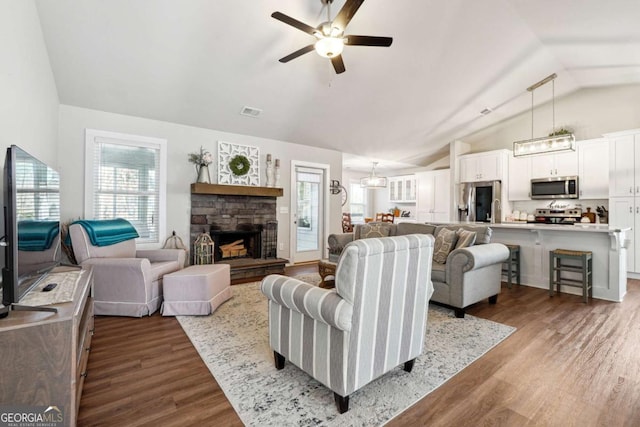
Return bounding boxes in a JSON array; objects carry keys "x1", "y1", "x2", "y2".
[
  {"x1": 360, "y1": 162, "x2": 388, "y2": 188},
  {"x1": 513, "y1": 73, "x2": 575, "y2": 157}
]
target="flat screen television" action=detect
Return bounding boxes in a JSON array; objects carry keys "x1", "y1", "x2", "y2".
[{"x1": 1, "y1": 145, "x2": 61, "y2": 317}]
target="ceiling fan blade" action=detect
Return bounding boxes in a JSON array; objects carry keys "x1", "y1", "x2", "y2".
[
  {"x1": 332, "y1": 0, "x2": 365, "y2": 32},
  {"x1": 345, "y1": 35, "x2": 393, "y2": 47},
  {"x1": 279, "y1": 45, "x2": 316, "y2": 63},
  {"x1": 271, "y1": 12, "x2": 318, "y2": 36},
  {"x1": 331, "y1": 55, "x2": 346, "y2": 74}
]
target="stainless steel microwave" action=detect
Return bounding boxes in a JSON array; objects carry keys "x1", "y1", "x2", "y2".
[{"x1": 530, "y1": 176, "x2": 579, "y2": 199}]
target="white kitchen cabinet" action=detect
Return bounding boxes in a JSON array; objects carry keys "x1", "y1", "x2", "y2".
[
  {"x1": 609, "y1": 196, "x2": 636, "y2": 271},
  {"x1": 388, "y1": 175, "x2": 416, "y2": 203},
  {"x1": 577, "y1": 138, "x2": 609, "y2": 199},
  {"x1": 608, "y1": 132, "x2": 640, "y2": 197},
  {"x1": 459, "y1": 150, "x2": 506, "y2": 183},
  {"x1": 530, "y1": 150, "x2": 578, "y2": 179},
  {"x1": 416, "y1": 169, "x2": 450, "y2": 222},
  {"x1": 607, "y1": 129, "x2": 640, "y2": 273},
  {"x1": 508, "y1": 155, "x2": 531, "y2": 200}
]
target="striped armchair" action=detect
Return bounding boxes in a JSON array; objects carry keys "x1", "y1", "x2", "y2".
[{"x1": 260, "y1": 234, "x2": 435, "y2": 413}]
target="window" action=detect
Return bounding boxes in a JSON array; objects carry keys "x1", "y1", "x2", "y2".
[
  {"x1": 349, "y1": 181, "x2": 367, "y2": 223},
  {"x1": 85, "y1": 129, "x2": 167, "y2": 245}
]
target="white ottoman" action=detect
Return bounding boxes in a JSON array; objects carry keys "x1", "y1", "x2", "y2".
[{"x1": 161, "y1": 264, "x2": 231, "y2": 316}]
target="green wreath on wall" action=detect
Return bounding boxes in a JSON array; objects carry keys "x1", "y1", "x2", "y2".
[{"x1": 229, "y1": 154, "x2": 251, "y2": 176}]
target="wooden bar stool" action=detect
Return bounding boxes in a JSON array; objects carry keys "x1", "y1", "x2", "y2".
[
  {"x1": 501, "y1": 244, "x2": 521, "y2": 289},
  {"x1": 549, "y1": 249, "x2": 593, "y2": 303}
]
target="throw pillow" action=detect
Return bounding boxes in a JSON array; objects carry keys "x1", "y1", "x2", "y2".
[
  {"x1": 455, "y1": 229, "x2": 477, "y2": 249},
  {"x1": 433, "y1": 228, "x2": 458, "y2": 264},
  {"x1": 359, "y1": 223, "x2": 392, "y2": 239}
]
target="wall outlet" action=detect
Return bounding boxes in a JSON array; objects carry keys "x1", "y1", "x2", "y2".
[{"x1": 279, "y1": 243, "x2": 284, "y2": 250}]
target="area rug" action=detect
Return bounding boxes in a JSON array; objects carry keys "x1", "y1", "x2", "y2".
[{"x1": 177, "y1": 278, "x2": 516, "y2": 426}]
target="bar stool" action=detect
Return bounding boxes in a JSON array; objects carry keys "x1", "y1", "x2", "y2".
[
  {"x1": 549, "y1": 249, "x2": 593, "y2": 303},
  {"x1": 501, "y1": 244, "x2": 521, "y2": 289}
]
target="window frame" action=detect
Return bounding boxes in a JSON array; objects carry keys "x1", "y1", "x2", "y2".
[
  {"x1": 84, "y1": 129, "x2": 167, "y2": 248},
  {"x1": 348, "y1": 179, "x2": 368, "y2": 223}
]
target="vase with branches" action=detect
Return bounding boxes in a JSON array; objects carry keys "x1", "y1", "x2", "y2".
[{"x1": 188, "y1": 146, "x2": 213, "y2": 183}]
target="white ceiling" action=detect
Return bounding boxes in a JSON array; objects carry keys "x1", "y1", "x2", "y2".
[{"x1": 35, "y1": 0, "x2": 640, "y2": 172}]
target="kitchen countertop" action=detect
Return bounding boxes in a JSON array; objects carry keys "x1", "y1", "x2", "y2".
[
  {"x1": 490, "y1": 222, "x2": 629, "y2": 233},
  {"x1": 437, "y1": 221, "x2": 628, "y2": 233}
]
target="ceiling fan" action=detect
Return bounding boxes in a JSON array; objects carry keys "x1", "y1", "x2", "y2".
[{"x1": 271, "y1": 0, "x2": 393, "y2": 74}]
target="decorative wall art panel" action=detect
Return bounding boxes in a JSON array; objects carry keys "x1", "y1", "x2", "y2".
[{"x1": 217, "y1": 141, "x2": 260, "y2": 186}]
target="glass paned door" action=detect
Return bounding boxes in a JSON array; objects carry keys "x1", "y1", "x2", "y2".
[{"x1": 292, "y1": 165, "x2": 325, "y2": 262}]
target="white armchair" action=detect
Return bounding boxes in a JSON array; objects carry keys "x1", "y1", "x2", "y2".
[
  {"x1": 261, "y1": 234, "x2": 434, "y2": 413},
  {"x1": 69, "y1": 223, "x2": 185, "y2": 317}
]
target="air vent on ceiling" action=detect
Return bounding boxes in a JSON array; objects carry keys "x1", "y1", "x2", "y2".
[
  {"x1": 240, "y1": 106, "x2": 262, "y2": 118},
  {"x1": 480, "y1": 107, "x2": 493, "y2": 116}
]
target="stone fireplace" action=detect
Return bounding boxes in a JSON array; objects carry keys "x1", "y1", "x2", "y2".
[{"x1": 190, "y1": 183, "x2": 287, "y2": 282}]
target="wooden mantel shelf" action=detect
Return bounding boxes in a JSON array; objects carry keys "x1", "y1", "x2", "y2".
[{"x1": 191, "y1": 183, "x2": 283, "y2": 197}]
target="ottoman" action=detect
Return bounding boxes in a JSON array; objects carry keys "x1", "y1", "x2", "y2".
[{"x1": 161, "y1": 264, "x2": 231, "y2": 316}]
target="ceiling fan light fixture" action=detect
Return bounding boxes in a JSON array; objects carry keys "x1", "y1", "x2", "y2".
[{"x1": 314, "y1": 37, "x2": 344, "y2": 58}]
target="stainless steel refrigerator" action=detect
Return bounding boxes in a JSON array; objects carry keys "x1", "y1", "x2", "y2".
[{"x1": 458, "y1": 181, "x2": 502, "y2": 223}]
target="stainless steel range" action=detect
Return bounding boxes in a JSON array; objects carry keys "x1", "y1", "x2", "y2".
[{"x1": 531, "y1": 208, "x2": 582, "y2": 225}]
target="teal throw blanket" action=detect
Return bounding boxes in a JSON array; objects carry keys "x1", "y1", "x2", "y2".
[
  {"x1": 18, "y1": 220, "x2": 59, "y2": 251},
  {"x1": 73, "y1": 218, "x2": 139, "y2": 247}
]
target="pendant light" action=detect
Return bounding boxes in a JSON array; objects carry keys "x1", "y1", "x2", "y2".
[
  {"x1": 513, "y1": 73, "x2": 575, "y2": 157},
  {"x1": 360, "y1": 162, "x2": 387, "y2": 188}
]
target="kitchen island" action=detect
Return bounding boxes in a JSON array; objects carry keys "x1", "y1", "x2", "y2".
[{"x1": 487, "y1": 222, "x2": 629, "y2": 302}]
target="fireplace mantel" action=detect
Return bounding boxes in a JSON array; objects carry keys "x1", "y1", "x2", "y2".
[{"x1": 191, "y1": 183, "x2": 283, "y2": 197}]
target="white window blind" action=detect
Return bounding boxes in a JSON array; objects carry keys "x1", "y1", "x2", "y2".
[
  {"x1": 85, "y1": 130, "x2": 167, "y2": 245},
  {"x1": 349, "y1": 181, "x2": 367, "y2": 222}
]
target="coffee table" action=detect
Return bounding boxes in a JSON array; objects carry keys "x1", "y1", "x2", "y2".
[{"x1": 318, "y1": 259, "x2": 337, "y2": 288}]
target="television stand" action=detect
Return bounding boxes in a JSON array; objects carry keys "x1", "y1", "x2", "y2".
[
  {"x1": 0, "y1": 266, "x2": 94, "y2": 426},
  {"x1": 11, "y1": 304, "x2": 58, "y2": 313},
  {"x1": 0, "y1": 304, "x2": 57, "y2": 319}
]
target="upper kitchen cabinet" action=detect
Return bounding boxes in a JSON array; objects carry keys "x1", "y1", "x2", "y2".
[
  {"x1": 577, "y1": 138, "x2": 609, "y2": 199},
  {"x1": 607, "y1": 129, "x2": 640, "y2": 197},
  {"x1": 459, "y1": 150, "x2": 508, "y2": 183},
  {"x1": 508, "y1": 154, "x2": 531, "y2": 200},
  {"x1": 530, "y1": 150, "x2": 578, "y2": 179},
  {"x1": 416, "y1": 169, "x2": 450, "y2": 223},
  {"x1": 389, "y1": 175, "x2": 416, "y2": 203}
]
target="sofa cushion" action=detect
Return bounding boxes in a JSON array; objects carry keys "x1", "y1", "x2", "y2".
[
  {"x1": 431, "y1": 261, "x2": 446, "y2": 283},
  {"x1": 355, "y1": 222, "x2": 395, "y2": 239},
  {"x1": 435, "y1": 225, "x2": 492, "y2": 245},
  {"x1": 455, "y1": 229, "x2": 477, "y2": 249},
  {"x1": 433, "y1": 228, "x2": 458, "y2": 263},
  {"x1": 396, "y1": 222, "x2": 436, "y2": 236}
]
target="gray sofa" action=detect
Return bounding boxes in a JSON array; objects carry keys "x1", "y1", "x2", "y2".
[{"x1": 327, "y1": 222, "x2": 509, "y2": 318}]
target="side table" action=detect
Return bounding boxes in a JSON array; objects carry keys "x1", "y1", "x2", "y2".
[{"x1": 318, "y1": 259, "x2": 337, "y2": 288}]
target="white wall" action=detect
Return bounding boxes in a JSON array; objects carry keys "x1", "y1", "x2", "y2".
[
  {"x1": 0, "y1": 0, "x2": 60, "y2": 270},
  {"x1": 462, "y1": 84, "x2": 640, "y2": 152},
  {"x1": 0, "y1": 0, "x2": 59, "y2": 166},
  {"x1": 58, "y1": 105, "x2": 343, "y2": 260}
]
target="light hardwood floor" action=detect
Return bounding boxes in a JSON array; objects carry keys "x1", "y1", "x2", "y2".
[{"x1": 77, "y1": 265, "x2": 640, "y2": 426}]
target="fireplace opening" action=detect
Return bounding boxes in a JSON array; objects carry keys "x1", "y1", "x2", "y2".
[{"x1": 210, "y1": 224, "x2": 263, "y2": 262}]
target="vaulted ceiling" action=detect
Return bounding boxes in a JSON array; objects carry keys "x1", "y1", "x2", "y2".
[{"x1": 35, "y1": 0, "x2": 640, "y2": 171}]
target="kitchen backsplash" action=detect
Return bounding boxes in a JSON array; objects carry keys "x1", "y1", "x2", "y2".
[{"x1": 510, "y1": 199, "x2": 609, "y2": 223}]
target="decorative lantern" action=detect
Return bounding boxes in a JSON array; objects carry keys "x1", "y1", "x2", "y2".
[{"x1": 194, "y1": 232, "x2": 215, "y2": 265}]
